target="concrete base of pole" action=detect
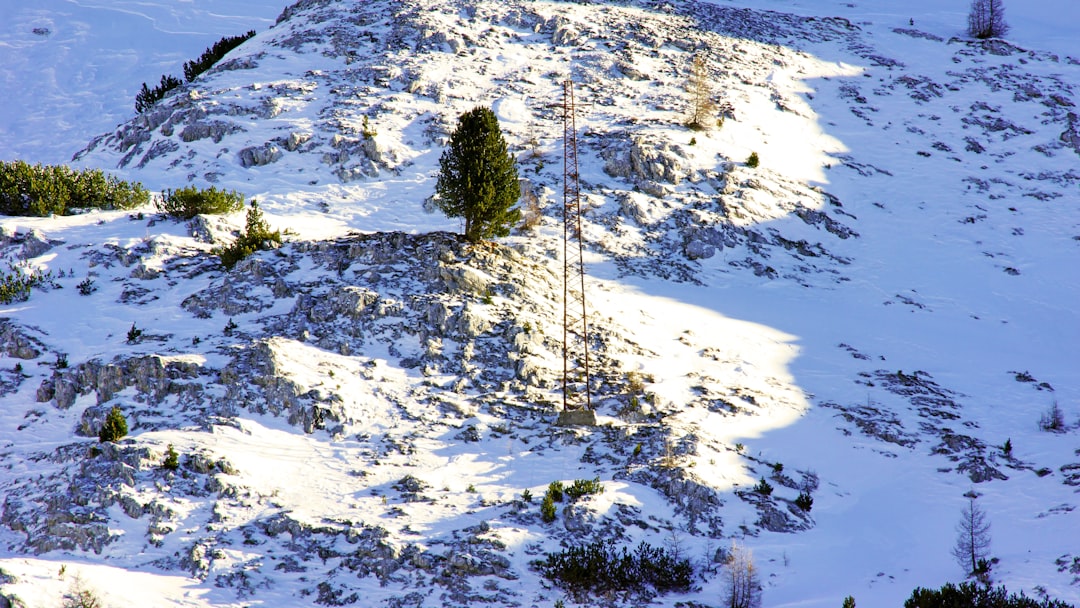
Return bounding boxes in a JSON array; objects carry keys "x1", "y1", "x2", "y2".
[{"x1": 555, "y1": 409, "x2": 597, "y2": 427}]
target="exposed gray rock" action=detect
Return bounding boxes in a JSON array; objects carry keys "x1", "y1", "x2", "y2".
[
  {"x1": 180, "y1": 120, "x2": 240, "y2": 143},
  {"x1": 0, "y1": 319, "x2": 44, "y2": 359},
  {"x1": 35, "y1": 354, "x2": 203, "y2": 411},
  {"x1": 284, "y1": 131, "x2": 313, "y2": 151},
  {"x1": 238, "y1": 143, "x2": 284, "y2": 167},
  {"x1": 1061, "y1": 112, "x2": 1080, "y2": 156},
  {"x1": 603, "y1": 133, "x2": 689, "y2": 186}
]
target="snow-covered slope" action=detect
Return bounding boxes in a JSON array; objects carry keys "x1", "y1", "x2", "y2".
[{"x1": 0, "y1": 0, "x2": 1078, "y2": 606}]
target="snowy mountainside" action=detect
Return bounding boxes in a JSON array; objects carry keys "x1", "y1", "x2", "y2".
[{"x1": 0, "y1": 0, "x2": 1079, "y2": 606}]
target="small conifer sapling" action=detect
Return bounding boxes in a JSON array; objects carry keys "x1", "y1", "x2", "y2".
[{"x1": 99, "y1": 406, "x2": 128, "y2": 443}]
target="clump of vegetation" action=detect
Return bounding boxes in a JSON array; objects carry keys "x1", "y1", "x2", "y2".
[
  {"x1": 1039, "y1": 401, "x2": 1066, "y2": 432},
  {"x1": 157, "y1": 185, "x2": 244, "y2": 219},
  {"x1": 0, "y1": 160, "x2": 148, "y2": 216},
  {"x1": 746, "y1": 152, "x2": 760, "y2": 168},
  {"x1": 77, "y1": 277, "x2": 96, "y2": 296},
  {"x1": 0, "y1": 266, "x2": 52, "y2": 304},
  {"x1": 214, "y1": 201, "x2": 281, "y2": 269},
  {"x1": 135, "y1": 74, "x2": 183, "y2": 113},
  {"x1": 842, "y1": 596, "x2": 856, "y2": 608},
  {"x1": 98, "y1": 406, "x2": 128, "y2": 443},
  {"x1": 362, "y1": 115, "x2": 377, "y2": 140},
  {"x1": 183, "y1": 30, "x2": 256, "y2": 82},
  {"x1": 162, "y1": 444, "x2": 180, "y2": 470},
  {"x1": 126, "y1": 323, "x2": 143, "y2": 344},
  {"x1": 795, "y1": 491, "x2": 814, "y2": 512},
  {"x1": 541, "y1": 494, "x2": 557, "y2": 523},
  {"x1": 905, "y1": 582, "x2": 1074, "y2": 608},
  {"x1": 521, "y1": 488, "x2": 533, "y2": 503},
  {"x1": 537, "y1": 540, "x2": 692, "y2": 599},
  {"x1": 753, "y1": 477, "x2": 773, "y2": 496},
  {"x1": 564, "y1": 477, "x2": 603, "y2": 500},
  {"x1": 546, "y1": 480, "x2": 565, "y2": 503}
]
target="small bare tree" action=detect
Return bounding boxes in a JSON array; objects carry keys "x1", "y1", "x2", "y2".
[
  {"x1": 725, "y1": 542, "x2": 763, "y2": 608},
  {"x1": 968, "y1": 0, "x2": 1009, "y2": 39},
  {"x1": 62, "y1": 574, "x2": 104, "y2": 608},
  {"x1": 951, "y1": 497, "x2": 992, "y2": 577},
  {"x1": 685, "y1": 54, "x2": 717, "y2": 130}
]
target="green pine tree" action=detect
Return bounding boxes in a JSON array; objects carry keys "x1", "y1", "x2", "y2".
[
  {"x1": 435, "y1": 106, "x2": 521, "y2": 242},
  {"x1": 98, "y1": 406, "x2": 128, "y2": 443}
]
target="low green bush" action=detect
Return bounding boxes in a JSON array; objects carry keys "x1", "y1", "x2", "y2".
[
  {"x1": 905, "y1": 582, "x2": 1074, "y2": 608},
  {"x1": 746, "y1": 151, "x2": 760, "y2": 168},
  {"x1": 565, "y1": 477, "x2": 603, "y2": 500},
  {"x1": 0, "y1": 160, "x2": 148, "y2": 216},
  {"x1": 157, "y1": 185, "x2": 244, "y2": 219},
  {"x1": 538, "y1": 540, "x2": 692, "y2": 599},
  {"x1": 0, "y1": 266, "x2": 52, "y2": 304}
]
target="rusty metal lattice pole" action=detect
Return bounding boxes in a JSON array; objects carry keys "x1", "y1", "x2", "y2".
[{"x1": 561, "y1": 79, "x2": 592, "y2": 415}]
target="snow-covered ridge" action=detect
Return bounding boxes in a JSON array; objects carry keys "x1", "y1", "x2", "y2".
[{"x1": 0, "y1": 0, "x2": 1078, "y2": 606}]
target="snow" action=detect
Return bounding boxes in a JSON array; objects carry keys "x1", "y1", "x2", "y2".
[{"x1": 0, "y1": 0, "x2": 1078, "y2": 606}]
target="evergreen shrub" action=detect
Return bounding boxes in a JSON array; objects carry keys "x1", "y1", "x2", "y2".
[
  {"x1": 541, "y1": 494, "x2": 557, "y2": 523},
  {"x1": 99, "y1": 406, "x2": 128, "y2": 443},
  {"x1": 904, "y1": 582, "x2": 1074, "y2": 608},
  {"x1": 0, "y1": 160, "x2": 148, "y2": 216},
  {"x1": 754, "y1": 477, "x2": 773, "y2": 496},
  {"x1": 215, "y1": 201, "x2": 281, "y2": 269},
  {"x1": 157, "y1": 185, "x2": 244, "y2": 219},
  {"x1": 565, "y1": 477, "x2": 604, "y2": 500},
  {"x1": 538, "y1": 540, "x2": 692, "y2": 598},
  {"x1": 547, "y1": 480, "x2": 565, "y2": 503},
  {"x1": 795, "y1": 491, "x2": 813, "y2": 511},
  {"x1": 0, "y1": 267, "x2": 51, "y2": 304},
  {"x1": 163, "y1": 444, "x2": 180, "y2": 470}
]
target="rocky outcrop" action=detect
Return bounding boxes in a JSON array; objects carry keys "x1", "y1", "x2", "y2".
[
  {"x1": 0, "y1": 319, "x2": 44, "y2": 360},
  {"x1": 35, "y1": 355, "x2": 204, "y2": 411},
  {"x1": 238, "y1": 142, "x2": 283, "y2": 167},
  {"x1": 1061, "y1": 112, "x2": 1080, "y2": 156},
  {"x1": 603, "y1": 133, "x2": 691, "y2": 187}
]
